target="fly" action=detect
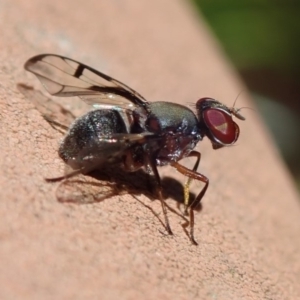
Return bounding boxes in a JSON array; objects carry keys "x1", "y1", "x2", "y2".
[{"x1": 24, "y1": 54, "x2": 245, "y2": 245}]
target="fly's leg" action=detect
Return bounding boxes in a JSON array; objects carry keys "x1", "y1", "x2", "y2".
[
  {"x1": 182, "y1": 150, "x2": 201, "y2": 215},
  {"x1": 188, "y1": 208, "x2": 196, "y2": 245},
  {"x1": 171, "y1": 153, "x2": 209, "y2": 245},
  {"x1": 45, "y1": 168, "x2": 83, "y2": 182},
  {"x1": 148, "y1": 157, "x2": 173, "y2": 235}
]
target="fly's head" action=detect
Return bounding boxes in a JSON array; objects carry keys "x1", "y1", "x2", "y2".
[{"x1": 196, "y1": 97, "x2": 245, "y2": 150}]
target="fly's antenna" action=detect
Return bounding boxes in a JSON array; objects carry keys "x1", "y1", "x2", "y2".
[
  {"x1": 230, "y1": 90, "x2": 247, "y2": 120},
  {"x1": 232, "y1": 90, "x2": 245, "y2": 110}
]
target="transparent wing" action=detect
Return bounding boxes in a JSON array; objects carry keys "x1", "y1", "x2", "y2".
[
  {"x1": 24, "y1": 54, "x2": 150, "y2": 112},
  {"x1": 17, "y1": 83, "x2": 76, "y2": 130}
]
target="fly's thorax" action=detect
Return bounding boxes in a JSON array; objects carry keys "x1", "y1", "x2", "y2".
[
  {"x1": 146, "y1": 101, "x2": 200, "y2": 137},
  {"x1": 143, "y1": 101, "x2": 202, "y2": 165}
]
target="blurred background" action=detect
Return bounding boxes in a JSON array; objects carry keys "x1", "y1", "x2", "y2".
[{"x1": 192, "y1": 0, "x2": 300, "y2": 190}]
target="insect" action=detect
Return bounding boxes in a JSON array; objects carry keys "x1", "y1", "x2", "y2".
[{"x1": 24, "y1": 54, "x2": 245, "y2": 245}]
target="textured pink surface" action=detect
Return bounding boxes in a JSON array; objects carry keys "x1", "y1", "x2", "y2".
[{"x1": 1, "y1": 0, "x2": 300, "y2": 299}]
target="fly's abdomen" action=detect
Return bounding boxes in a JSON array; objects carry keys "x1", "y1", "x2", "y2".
[{"x1": 59, "y1": 110, "x2": 127, "y2": 170}]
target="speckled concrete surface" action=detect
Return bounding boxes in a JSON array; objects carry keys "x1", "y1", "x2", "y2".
[{"x1": 1, "y1": 1, "x2": 300, "y2": 299}]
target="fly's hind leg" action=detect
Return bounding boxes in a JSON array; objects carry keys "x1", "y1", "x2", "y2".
[{"x1": 45, "y1": 168, "x2": 83, "y2": 182}]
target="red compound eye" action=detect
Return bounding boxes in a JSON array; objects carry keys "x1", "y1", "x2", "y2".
[{"x1": 203, "y1": 108, "x2": 239, "y2": 145}]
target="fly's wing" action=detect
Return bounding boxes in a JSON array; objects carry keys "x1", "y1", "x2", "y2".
[
  {"x1": 17, "y1": 83, "x2": 76, "y2": 130},
  {"x1": 24, "y1": 54, "x2": 150, "y2": 113}
]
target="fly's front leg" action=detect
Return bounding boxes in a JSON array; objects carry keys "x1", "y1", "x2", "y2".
[
  {"x1": 148, "y1": 157, "x2": 173, "y2": 235},
  {"x1": 182, "y1": 150, "x2": 201, "y2": 215},
  {"x1": 171, "y1": 154, "x2": 209, "y2": 245}
]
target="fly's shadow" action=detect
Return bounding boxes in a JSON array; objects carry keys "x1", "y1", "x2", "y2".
[
  {"x1": 55, "y1": 166, "x2": 199, "y2": 208},
  {"x1": 54, "y1": 167, "x2": 202, "y2": 244}
]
